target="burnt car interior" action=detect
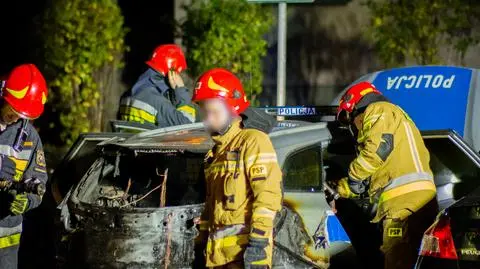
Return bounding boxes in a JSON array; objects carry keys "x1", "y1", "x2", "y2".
[{"x1": 76, "y1": 149, "x2": 206, "y2": 209}]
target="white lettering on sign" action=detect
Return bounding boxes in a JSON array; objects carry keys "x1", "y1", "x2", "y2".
[
  {"x1": 386, "y1": 75, "x2": 456, "y2": 90},
  {"x1": 278, "y1": 107, "x2": 317, "y2": 116}
]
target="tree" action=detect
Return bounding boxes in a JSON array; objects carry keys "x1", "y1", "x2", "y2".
[
  {"x1": 365, "y1": 0, "x2": 480, "y2": 67},
  {"x1": 42, "y1": 0, "x2": 127, "y2": 145},
  {"x1": 181, "y1": 0, "x2": 273, "y2": 103}
]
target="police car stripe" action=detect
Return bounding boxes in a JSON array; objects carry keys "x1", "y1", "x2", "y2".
[{"x1": 0, "y1": 145, "x2": 32, "y2": 160}]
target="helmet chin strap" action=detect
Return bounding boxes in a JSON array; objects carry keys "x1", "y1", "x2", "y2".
[{"x1": 348, "y1": 115, "x2": 360, "y2": 139}]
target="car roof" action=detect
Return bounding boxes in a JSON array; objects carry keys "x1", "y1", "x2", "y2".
[{"x1": 103, "y1": 120, "x2": 330, "y2": 154}]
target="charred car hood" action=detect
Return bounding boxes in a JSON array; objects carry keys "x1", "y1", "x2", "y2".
[{"x1": 100, "y1": 123, "x2": 213, "y2": 152}]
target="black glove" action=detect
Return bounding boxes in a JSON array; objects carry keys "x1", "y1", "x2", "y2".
[
  {"x1": 9, "y1": 190, "x2": 29, "y2": 215},
  {"x1": 244, "y1": 237, "x2": 270, "y2": 269}
]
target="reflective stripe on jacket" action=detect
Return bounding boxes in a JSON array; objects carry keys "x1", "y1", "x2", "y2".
[
  {"x1": 0, "y1": 224, "x2": 21, "y2": 249},
  {"x1": 348, "y1": 102, "x2": 436, "y2": 222},
  {"x1": 118, "y1": 68, "x2": 196, "y2": 126},
  {"x1": 201, "y1": 119, "x2": 282, "y2": 267}
]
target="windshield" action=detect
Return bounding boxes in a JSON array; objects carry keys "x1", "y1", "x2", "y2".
[{"x1": 80, "y1": 150, "x2": 206, "y2": 208}]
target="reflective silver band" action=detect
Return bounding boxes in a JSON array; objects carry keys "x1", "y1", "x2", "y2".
[
  {"x1": 0, "y1": 145, "x2": 32, "y2": 160},
  {"x1": 120, "y1": 97, "x2": 158, "y2": 116},
  {"x1": 179, "y1": 111, "x2": 195, "y2": 122},
  {"x1": 0, "y1": 224, "x2": 22, "y2": 237},
  {"x1": 211, "y1": 224, "x2": 248, "y2": 240},
  {"x1": 383, "y1": 172, "x2": 434, "y2": 192}
]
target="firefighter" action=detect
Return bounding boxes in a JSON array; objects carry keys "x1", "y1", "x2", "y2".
[
  {"x1": 193, "y1": 68, "x2": 282, "y2": 269},
  {"x1": 335, "y1": 81, "x2": 438, "y2": 269},
  {"x1": 118, "y1": 44, "x2": 197, "y2": 127},
  {"x1": 0, "y1": 64, "x2": 48, "y2": 268}
]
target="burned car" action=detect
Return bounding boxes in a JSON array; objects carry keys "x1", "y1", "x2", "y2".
[{"x1": 52, "y1": 121, "x2": 345, "y2": 269}]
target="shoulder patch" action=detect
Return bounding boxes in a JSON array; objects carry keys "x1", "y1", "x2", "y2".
[
  {"x1": 250, "y1": 164, "x2": 267, "y2": 179},
  {"x1": 36, "y1": 149, "x2": 46, "y2": 167}
]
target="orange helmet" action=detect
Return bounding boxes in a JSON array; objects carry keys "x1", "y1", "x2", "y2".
[
  {"x1": 2, "y1": 64, "x2": 48, "y2": 119},
  {"x1": 146, "y1": 44, "x2": 187, "y2": 76},
  {"x1": 337, "y1": 81, "x2": 381, "y2": 125},
  {"x1": 192, "y1": 68, "x2": 250, "y2": 115}
]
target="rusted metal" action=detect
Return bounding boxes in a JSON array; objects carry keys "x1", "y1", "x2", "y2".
[
  {"x1": 123, "y1": 178, "x2": 132, "y2": 200},
  {"x1": 164, "y1": 213, "x2": 173, "y2": 269},
  {"x1": 159, "y1": 168, "x2": 168, "y2": 208},
  {"x1": 67, "y1": 203, "x2": 203, "y2": 268}
]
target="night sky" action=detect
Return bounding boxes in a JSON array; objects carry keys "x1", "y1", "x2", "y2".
[{"x1": 0, "y1": 0, "x2": 175, "y2": 85}]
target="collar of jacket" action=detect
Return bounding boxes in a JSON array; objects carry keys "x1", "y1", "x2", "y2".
[
  {"x1": 132, "y1": 68, "x2": 170, "y2": 96},
  {"x1": 211, "y1": 118, "x2": 243, "y2": 145}
]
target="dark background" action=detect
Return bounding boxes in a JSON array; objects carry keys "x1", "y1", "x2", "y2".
[
  {"x1": 0, "y1": 1, "x2": 176, "y2": 268},
  {"x1": 0, "y1": 0, "x2": 175, "y2": 85}
]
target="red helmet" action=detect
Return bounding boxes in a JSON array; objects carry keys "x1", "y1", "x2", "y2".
[
  {"x1": 337, "y1": 81, "x2": 381, "y2": 125},
  {"x1": 2, "y1": 64, "x2": 48, "y2": 119},
  {"x1": 192, "y1": 68, "x2": 250, "y2": 115},
  {"x1": 145, "y1": 44, "x2": 187, "y2": 76}
]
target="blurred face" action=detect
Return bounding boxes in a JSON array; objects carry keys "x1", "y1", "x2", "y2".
[
  {"x1": 0, "y1": 103, "x2": 21, "y2": 126},
  {"x1": 199, "y1": 99, "x2": 234, "y2": 134}
]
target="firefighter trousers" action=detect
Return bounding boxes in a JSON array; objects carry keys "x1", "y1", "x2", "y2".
[
  {"x1": 380, "y1": 198, "x2": 438, "y2": 269},
  {"x1": 0, "y1": 245, "x2": 19, "y2": 269}
]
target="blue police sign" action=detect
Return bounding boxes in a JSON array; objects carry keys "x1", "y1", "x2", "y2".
[{"x1": 372, "y1": 66, "x2": 473, "y2": 136}]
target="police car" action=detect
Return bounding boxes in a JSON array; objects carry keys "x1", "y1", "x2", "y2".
[{"x1": 28, "y1": 102, "x2": 474, "y2": 269}]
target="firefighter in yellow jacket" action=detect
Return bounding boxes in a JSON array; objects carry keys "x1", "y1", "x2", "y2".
[
  {"x1": 192, "y1": 68, "x2": 282, "y2": 269},
  {"x1": 336, "y1": 81, "x2": 438, "y2": 269}
]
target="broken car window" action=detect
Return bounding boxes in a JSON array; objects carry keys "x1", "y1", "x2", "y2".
[{"x1": 87, "y1": 150, "x2": 206, "y2": 208}]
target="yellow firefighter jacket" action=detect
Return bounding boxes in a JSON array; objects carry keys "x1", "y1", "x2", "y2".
[
  {"x1": 349, "y1": 102, "x2": 436, "y2": 222},
  {"x1": 199, "y1": 119, "x2": 283, "y2": 267}
]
